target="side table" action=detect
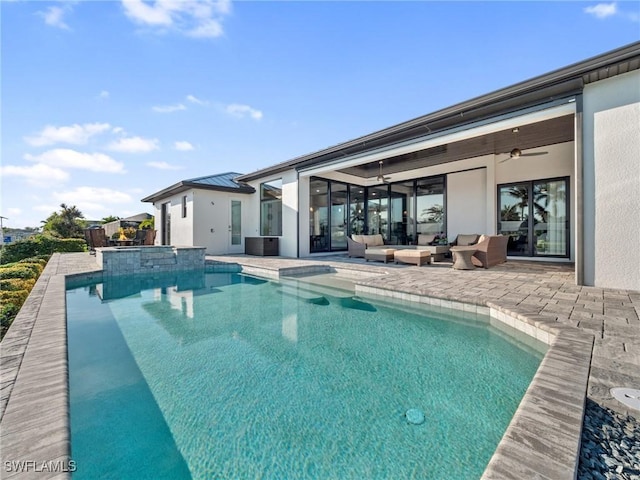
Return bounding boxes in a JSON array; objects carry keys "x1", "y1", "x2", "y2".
[{"x1": 450, "y1": 246, "x2": 477, "y2": 270}]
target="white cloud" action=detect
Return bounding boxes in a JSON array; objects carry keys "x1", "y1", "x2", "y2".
[
  {"x1": 108, "y1": 136, "x2": 159, "y2": 153},
  {"x1": 226, "y1": 104, "x2": 263, "y2": 121},
  {"x1": 152, "y1": 103, "x2": 187, "y2": 113},
  {"x1": 98, "y1": 90, "x2": 110, "y2": 99},
  {"x1": 25, "y1": 123, "x2": 112, "y2": 147},
  {"x1": 38, "y1": 5, "x2": 71, "y2": 30},
  {"x1": 53, "y1": 186, "x2": 133, "y2": 205},
  {"x1": 174, "y1": 141, "x2": 194, "y2": 151},
  {"x1": 584, "y1": 2, "x2": 618, "y2": 18},
  {"x1": 24, "y1": 149, "x2": 126, "y2": 173},
  {"x1": 52, "y1": 187, "x2": 134, "y2": 217},
  {"x1": 186, "y1": 94, "x2": 208, "y2": 106},
  {"x1": 121, "y1": 0, "x2": 230, "y2": 38},
  {"x1": 146, "y1": 161, "x2": 184, "y2": 170},
  {"x1": 6, "y1": 207, "x2": 22, "y2": 217},
  {"x1": 0, "y1": 163, "x2": 69, "y2": 187}
]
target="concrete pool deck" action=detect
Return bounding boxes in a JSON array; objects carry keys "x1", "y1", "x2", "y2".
[{"x1": 1, "y1": 252, "x2": 638, "y2": 478}]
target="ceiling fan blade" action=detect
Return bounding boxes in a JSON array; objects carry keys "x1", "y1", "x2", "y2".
[{"x1": 521, "y1": 151, "x2": 548, "y2": 157}]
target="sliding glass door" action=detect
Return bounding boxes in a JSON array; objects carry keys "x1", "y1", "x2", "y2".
[{"x1": 498, "y1": 178, "x2": 569, "y2": 258}]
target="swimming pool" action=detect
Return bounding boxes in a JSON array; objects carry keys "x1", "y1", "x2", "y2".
[{"x1": 66, "y1": 271, "x2": 545, "y2": 479}]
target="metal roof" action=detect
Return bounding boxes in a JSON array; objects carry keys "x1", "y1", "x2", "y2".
[
  {"x1": 237, "y1": 41, "x2": 640, "y2": 182},
  {"x1": 141, "y1": 172, "x2": 255, "y2": 203}
]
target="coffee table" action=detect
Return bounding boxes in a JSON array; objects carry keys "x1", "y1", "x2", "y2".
[
  {"x1": 416, "y1": 245, "x2": 450, "y2": 261},
  {"x1": 365, "y1": 248, "x2": 397, "y2": 264}
]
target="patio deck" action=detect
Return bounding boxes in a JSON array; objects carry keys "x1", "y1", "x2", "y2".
[{"x1": 1, "y1": 252, "x2": 637, "y2": 479}]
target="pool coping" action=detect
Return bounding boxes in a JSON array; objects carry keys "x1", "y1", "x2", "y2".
[{"x1": 0, "y1": 254, "x2": 593, "y2": 479}]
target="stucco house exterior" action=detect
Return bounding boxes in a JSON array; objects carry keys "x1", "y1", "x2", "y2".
[{"x1": 142, "y1": 42, "x2": 640, "y2": 291}]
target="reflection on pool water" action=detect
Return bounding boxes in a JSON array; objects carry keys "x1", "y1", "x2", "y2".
[{"x1": 67, "y1": 271, "x2": 545, "y2": 480}]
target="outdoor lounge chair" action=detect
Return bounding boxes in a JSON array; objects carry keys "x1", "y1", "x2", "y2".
[
  {"x1": 85, "y1": 228, "x2": 109, "y2": 254},
  {"x1": 471, "y1": 235, "x2": 509, "y2": 268},
  {"x1": 133, "y1": 229, "x2": 147, "y2": 246},
  {"x1": 144, "y1": 229, "x2": 157, "y2": 245}
]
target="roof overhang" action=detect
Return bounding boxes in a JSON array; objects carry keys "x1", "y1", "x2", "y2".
[
  {"x1": 141, "y1": 180, "x2": 255, "y2": 204},
  {"x1": 236, "y1": 41, "x2": 639, "y2": 183}
]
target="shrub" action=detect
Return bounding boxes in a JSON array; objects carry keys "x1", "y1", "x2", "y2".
[
  {"x1": 18, "y1": 256, "x2": 49, "y2": 267},
  {"x1": 0, "y1": 289, "x2": 30, "y2": 307},
  {"x1": 0, "y1": 234, "x2": 85, "y2": 264},
  {"x1": 0, "y1": 264, "x2": 40, "y2": 280},
  {"x1": 0, "y1": 278, "x2": 36, "y2": 292},
  {"x1": 1, "y1": 303, "x2": 21, "y2": 339}
]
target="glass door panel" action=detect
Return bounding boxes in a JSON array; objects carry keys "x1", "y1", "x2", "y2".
[
  {"x1": 330, "y1": 183, "x2": 347, "y2": 250},
  {"x1": 533, "y1": 180, "x2": 568, "y2": 256},
  {"x1": 416, "y1": 177, "x2": 445, "y2": 237},
  {"x1": 367, "y1": 186, "x2": 389, "y2": 241},
  {"x1": 390, "y1": 182, "x2": 412, "y2": 245},
  {"x1": 229, "y1": 200, "x2": 242, "y2": 252},
  {"x1": 309, "y1": 179, "x2": 329, "y2": 253},
  {"x1": 349, "y1": 186, "x2": 365, "y2": 236},
  {"x1": 498, "y1": 183, "x2": 530, "y2": 256}
]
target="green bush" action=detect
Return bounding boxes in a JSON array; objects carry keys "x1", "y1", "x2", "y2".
[
  {"x1": 0, "y1": 264, "x2": 40, "y2": 280},
  {"x1": 0, "y1": 289, "x2": 30, "y2": 307},
  {"x1": 0, "y1": 278, "x2": 36, "y2": 292},
  {"x1": 0, "y1": 234, "x2": 85, "y2": 264},
  {"x1": 18, "y1": 256, "x2": 49, "y2": 267},
  {"x1": 1, "y1": 303, "x2": 21, "y2": 339}
]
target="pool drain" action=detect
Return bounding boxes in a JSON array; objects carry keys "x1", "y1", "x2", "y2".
[
  {"x1": 611, "y1": 387, "x2": 640, "y2": 411},
  {"x1": 405, "y1": 408, "x2": 425, "y2": 425}
]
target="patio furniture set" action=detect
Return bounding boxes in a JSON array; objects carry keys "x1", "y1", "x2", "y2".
[
  {"x1": 347, "y1": 233, "x2": 508, "y2": 270},
  {"x1": 84, "y1": 228, "x2": 157, "y2": 254}
]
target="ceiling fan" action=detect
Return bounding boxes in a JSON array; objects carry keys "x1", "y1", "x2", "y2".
[
  {"x1": 498, "y1": 128, "x2": 548, "y2": 163},
  {"x1": 376, "y1": 160, "x2": 391, "y2": 183}
]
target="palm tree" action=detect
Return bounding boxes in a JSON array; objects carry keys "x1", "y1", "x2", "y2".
[{"x1": 42, "y1": 204, "x2": 86, "y2": 238}]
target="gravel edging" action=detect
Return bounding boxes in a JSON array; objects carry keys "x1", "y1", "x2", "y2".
[{"x1": 579, "y1": 399, "x2": 640, "y2": 480}]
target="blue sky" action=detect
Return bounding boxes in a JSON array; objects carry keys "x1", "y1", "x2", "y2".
[{"x1": 1, "y1": 1, "x2": 639, "y2": 229}]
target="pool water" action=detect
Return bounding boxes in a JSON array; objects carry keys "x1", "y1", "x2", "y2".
[{"x1": 66, "y1": 271, "x2": 544, "y2": 479}]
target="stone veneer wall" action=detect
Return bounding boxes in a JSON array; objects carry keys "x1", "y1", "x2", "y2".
[{"x1": 96, "y1": 246, "x2": 206, "y2": 276}]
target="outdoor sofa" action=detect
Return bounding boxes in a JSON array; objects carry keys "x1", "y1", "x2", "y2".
[{"x1": 346, "y1": 233, "x2": 439, "y2": 258}]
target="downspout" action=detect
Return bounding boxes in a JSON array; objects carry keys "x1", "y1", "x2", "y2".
[{"x1": 575, "y1": 95, "x2": 584, "y2": 285}]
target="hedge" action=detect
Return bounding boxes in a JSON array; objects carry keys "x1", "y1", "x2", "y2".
[
  {"x1": 0, "y1": 278, "x2": 36, "y2": 292},
  {"x1": 0, "y1": 235, "x2": 85, "y2": 265},
  {"x1": 0, "y1": 264, "x2": 42, "y2": 280}
]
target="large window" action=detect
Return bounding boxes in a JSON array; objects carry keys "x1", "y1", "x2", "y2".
[
  {"x1": 309, "y1": 179, "x2": 329, "y2": 252},
  {"x1": 260, "y1": 179, "x2": 282, "y2": 236},
  {"x1": 498, "y1": 177, "x2": 569, "y2": 257},
  {"x1": 308, "y1": 174, "x2": 446, "y2": 251},
  {"x1": 349, "y1": 186, "x2": 365, "y2": 235},
  {"x1": 367, "y1": 186, "x2": 389, "y2": 241},
  {"x1": 416, "y1": 177, "x2": 445, "y2": 236}
]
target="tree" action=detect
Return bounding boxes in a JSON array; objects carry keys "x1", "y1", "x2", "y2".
[
  {"x1": 42, "y1": 204, "x2": 86, "y2": 238},
  {"x1": 101, "y1": 215, "x2": 120, "y2": 224}
]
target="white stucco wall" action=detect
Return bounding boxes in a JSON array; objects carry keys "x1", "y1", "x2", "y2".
[
  {"x1": 191, "y1": 190, "x2": 251, "y2": 255},
  {"x1": 583, "y1": 70, "x2": 640, "y2": 291},
  {"x1": 447, "y1": 169, "x2": 487, "y2": 241},
  {"x1": 158, "y1": 192, "x2": 194, "y2": 247}
]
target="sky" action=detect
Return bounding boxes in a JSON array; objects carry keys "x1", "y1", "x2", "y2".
[{"x1": 1, "y1": 1, "x2": 639, "y2": 229}]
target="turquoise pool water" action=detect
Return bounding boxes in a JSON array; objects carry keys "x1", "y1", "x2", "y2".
[{"x1": 66, "y1": 271, "x2": 544, "y2": 479}]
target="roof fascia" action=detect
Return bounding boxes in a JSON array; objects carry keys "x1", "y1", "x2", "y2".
[
  {"x1": 141, "y1": 181, "x2": 254, "y2": 203},
  {"x1": 298, "y1": 98, "x2": 577, "y2": 178},
  {"x1": 237, "y1": 42, "x2": 639, "y2": 182}
]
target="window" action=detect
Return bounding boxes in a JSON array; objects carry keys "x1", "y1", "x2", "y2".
[
  {"x1": 260, "y1": 179, "x2": 282, "y2": 236},
  {"x1": 497, "y1": 177, "x2": 569, "y2": 257},
  {"x1": 182, "y1": 195, "x2": 187, "y2": 218}
]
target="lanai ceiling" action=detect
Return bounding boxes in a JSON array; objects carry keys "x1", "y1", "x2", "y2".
[{"x1": 337, "y1": 114, "x2": 575, "y2": 179}]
